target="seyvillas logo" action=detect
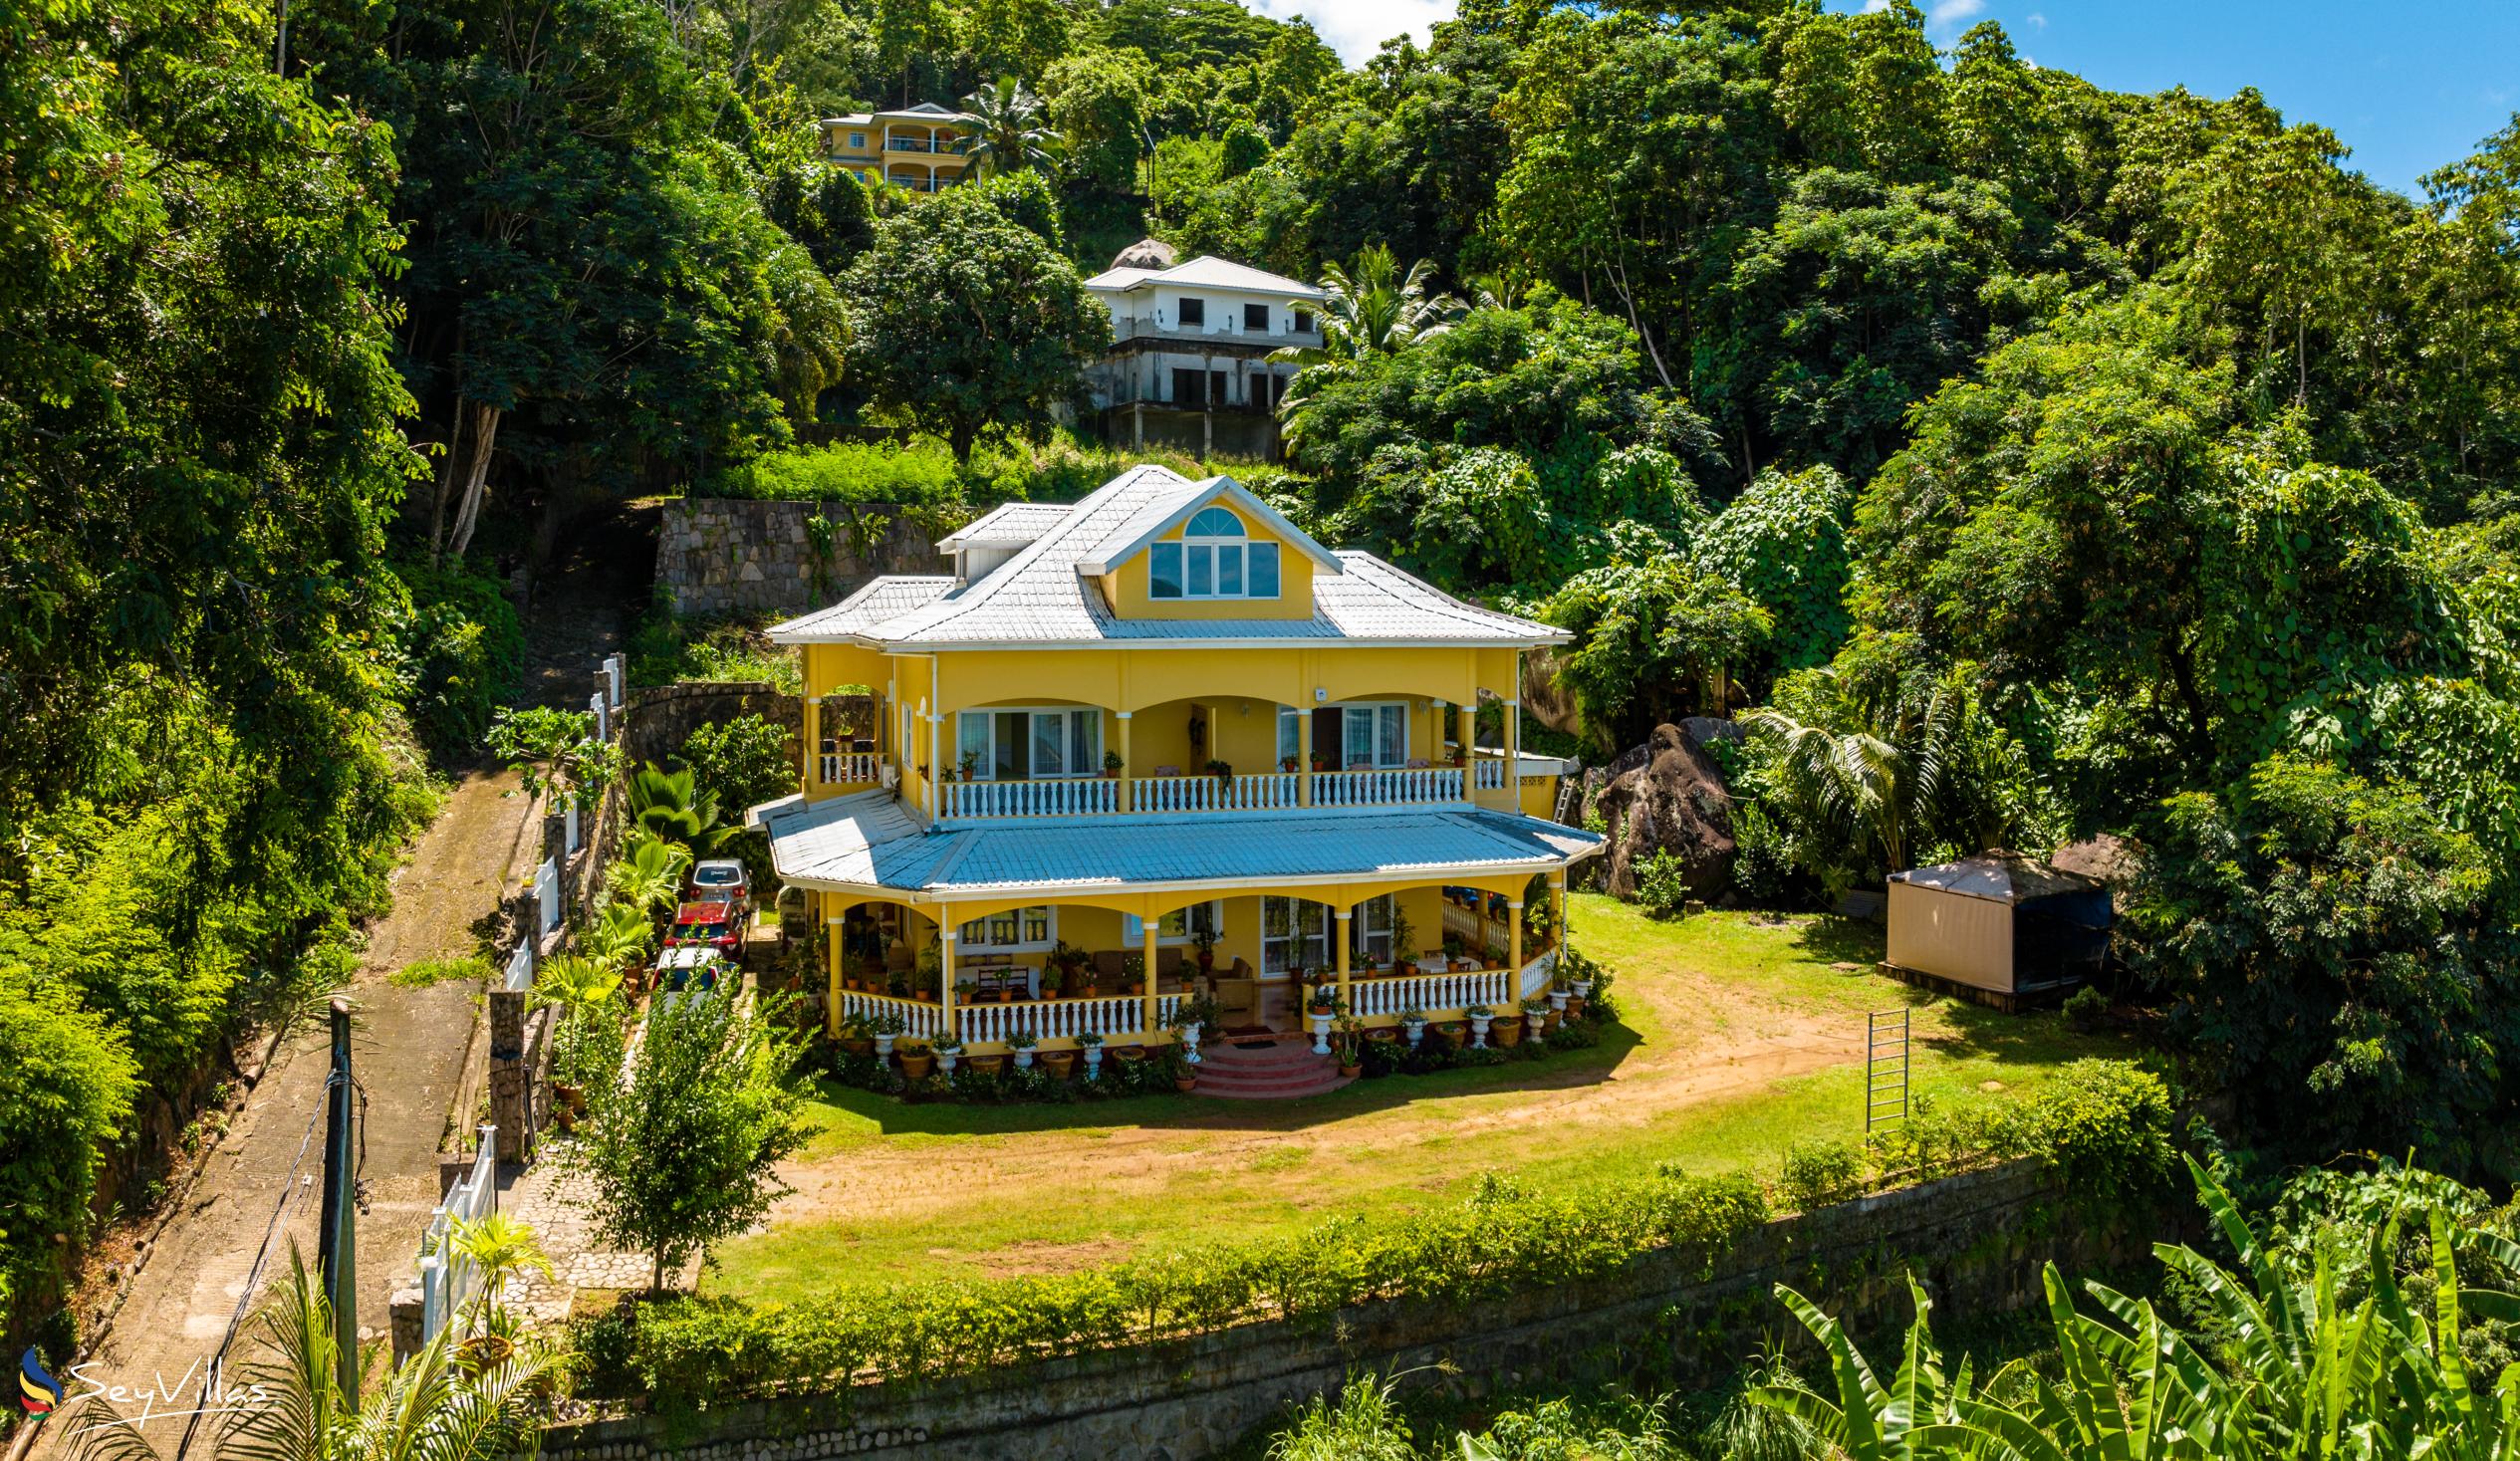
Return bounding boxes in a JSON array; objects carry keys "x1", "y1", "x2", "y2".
[{"x1": 18, "y1": 1347, "x2": 63, "y2": 1415}]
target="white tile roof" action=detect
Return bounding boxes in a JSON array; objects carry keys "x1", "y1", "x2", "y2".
[
  {"x1": 766, "y1": 465, "x2": 1566, "y2": 649},
  {"x1": 1083, "y1": 254, "x2": 1324, "y2": 300},
  {"x1": 764, "y1": 795, "x2": 1603, "y2": 894},
  {"x1": 938, "y1": 502, "x2": 1073, "y2": 550}
]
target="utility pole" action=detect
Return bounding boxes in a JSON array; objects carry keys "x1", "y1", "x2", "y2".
[{"x1": 317, "y1": 996, "x2": 360, "y2": 1410}]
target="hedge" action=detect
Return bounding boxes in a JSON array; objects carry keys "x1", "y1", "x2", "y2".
[{"x1": 572, "y1": 1060, "x2": 2172, "y2": 1411}]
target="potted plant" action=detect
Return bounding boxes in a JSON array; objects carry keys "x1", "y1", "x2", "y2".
[
  {"x1": 1172, "y1": 995, "x2": 1216, "y2": 1065},
  {"x1": 1306, "y1": 984, "x2": 1342, "y2": 1055},
  {"x1": 1079, "y1": 1031, "x2": 1105, "y2": 1079},
  {"x1": 1121, "y1": 950, "x2": 1144, "y2": 996},
  {"x1": 1007, "y1": 1030, "x2": 1039, "y2": 1068},
  {"x1": 1466, "y1": 1004, "x2": 1493, "y2": 1049},
  {"x1": 1280, "y1": 754, "x2": 1299, "y2": 773},
  {"x1": 1309, "y1": 749, "x2": 1328, "y2": 774},
  {"x1": 1492, "y1": 1002, "x2": 1525, "y2": 1047},
  {"x1": 1042, "y1": 1042, "x2": 1079, "y2": 1080},
  {"x1": 1173, "y1": 1051, "x2": 1198, "y2": 1093},
  {"x1": 872, "y1": 1011, "x2": 906, "y2": 1060},
  {"x1": 1434, "y1": 1019, "x2": 1468, "y2": 1050},
  {"x1": 1521, "y1": 996, "x2": 1550, "y2": 1042},
  {"x1": 1103, "y1": 749, "x2": 1125, "y2": 780},
  {"x1": 898, "y1": 1040, "x2": 935, "y2": 1080},
  {"x1": 1041, "y1": 962, "x2": 1068, "y2": 1000},
  {"x1": 969, "y1": 1048, "x2": 1006, "y2": 1076},
  {"x1": 836, "y1": 1014, "x2": 876, "y2": 1059},
  {"x1": 914, "y1": 939, "x2": 942, "y2": 1000},
  {"x1": 1334, "y1": 1014, "x2": 1363, "y2": 1079},
  {"x1": 1190, "y1": 926, "x2": 1218, "y2": 977},
  {"x1": 1400, "y1": 1008, "x2": 1427, "y2": 1048},
  {"x1": 958, "y1": 750, "x2": 981, "y2": 781},
  {"x1": 1203, "y1": 758, "x2": 1233, "y2": 784},
  {"x1": 933, "y1": 1034, "x2": 964, "y2": 1076},
  {"x1": 1388, "y1": 905, "x2": 1416, "y2": 975},
  {"x1": 1441, "y1": 932, "x2": 1466, "y2": 966}
]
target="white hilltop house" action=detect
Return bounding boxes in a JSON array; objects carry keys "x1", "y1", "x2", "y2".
[{"x1": 1081, "y1": 238, "x2": 1325, "y2": 460}]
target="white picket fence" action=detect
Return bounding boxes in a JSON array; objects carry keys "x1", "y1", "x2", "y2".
[
  {"x1": 564, "y1": 799, "x2": 581, "y2": 854},
  {"x1": 1134, "y1": 772, "x2": 1297, "y2": 813},
  {"x1": 503, "y1": 939, "x2": 534, "y2": 993},
  {"x1": 1349, "y1": 968, "x2": 1510, "y2": 1018},
  {"x1": 956, "y1": 993, "x2": 1177, "y2": 1047},
  {"x1": 416, "y1": 1127, "x2": 498, "y2": 1344},
  {"x1": 939, "y1": 777, "x2": 1122, "y2": 819},
  {"x1": 1312, "y1": 767, "x2": 1463, "y2": 807},
  {"x1": 589, "y1": 690, "x2": 609, "y2": 742},
  {"x1": 533, "y1": 857, "x2": 559, "y2": 933}
]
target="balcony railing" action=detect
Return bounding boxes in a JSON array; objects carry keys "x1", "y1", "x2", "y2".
[
  {"x1": 1134, "y1": 772, "x2": 1298, "y2": 813},
  {"x1": 957, "y1": 992, "x2": 1179, "y2": 1048},
  {"x1": 940, "y1": 777, "x2": 1123, "y2": 819},
  {"x1": 1349, "y1": 967, "x2": 1510, "y2": 1018},
  {"x1": 836, "y1": 989, "x2": 952, "y2": 1041},
  {"x1": 820, "y1": 751, "x2": 881, "y2": 785},
  {"x1": 1474, "y1": 758, "x2": 1509, "y2": 791},
  {"x1": 1313, "y1": 766, "x2": 1463, "y2": 807}
]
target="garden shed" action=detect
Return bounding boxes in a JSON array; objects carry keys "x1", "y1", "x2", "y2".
[{"x1": 1885, "y1": 851, "x2": 2110, "y2": 1005}]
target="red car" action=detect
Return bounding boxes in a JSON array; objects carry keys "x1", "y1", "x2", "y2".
[{"x1": 669, "y1": 900, "x2": 741, "y2": 955}]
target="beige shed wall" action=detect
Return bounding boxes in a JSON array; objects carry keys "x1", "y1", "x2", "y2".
[{"x1": 1887, "y1": 880, "x2": 2015, "y2": 994}]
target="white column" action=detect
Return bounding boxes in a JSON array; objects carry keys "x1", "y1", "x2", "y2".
[
  {"x1": 939, "y1": 927, "x2": 956, "y2": 1038},
  {"x1": 926, "y1": 708, "x2": 942, "y2": 820}
]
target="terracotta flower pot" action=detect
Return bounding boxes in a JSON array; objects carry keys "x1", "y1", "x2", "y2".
[
  {"x1": 1042, "y1": 1049, "x2": 1079, "y2": 1079},
  {"x1": 1111, "y1": 1046, "x2": 1145, "y2": 1063},
  {"x1": 1338, "y1": 1060, "x2": 1361, "y2": 1078},
  {"x1": 1174, "y1": 1074, "x2": 1198, "y2": 1093},
  {"x1": 840, "y1": 1037, "x2": 875, "y2": 1058},
  {"x1": 969, "y1": 1054, "x2": 1005, "y2": 1076},
  {"x1": 1492, "y1": 1019, "x2": 1524, "y2": 1048},
  {"x1": 899, "y1": 1051, "x2": 935, "y2": 1080},
  {"x1": 1436, "y1": 1021, "x2": 1468, "y2": 1049}
]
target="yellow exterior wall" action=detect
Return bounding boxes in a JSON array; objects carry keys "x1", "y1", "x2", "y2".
[{"x1": 1104, "y1": 510, "x2": 1317, "y2": 620}]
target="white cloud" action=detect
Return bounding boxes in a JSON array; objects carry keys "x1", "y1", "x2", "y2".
[
  {"x1": 1928, "y1": 0, "x2": 1986, "y2": 29},
  {"x1": 2025, "y1": 10, "x2": 2049, "y2": 28},
  {"x1": 1244, "y1": 0, "x2": 1458, "y2": 67}
]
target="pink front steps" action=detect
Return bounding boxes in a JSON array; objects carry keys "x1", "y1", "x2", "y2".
[{"x1": 1188, "y1": 1033, "x2": 1355, "y2": 1100}]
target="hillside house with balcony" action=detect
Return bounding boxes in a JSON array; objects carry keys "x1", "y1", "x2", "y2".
[
  {"x1": 1082, "y1": 241, "x2": 1323, "y2": 460},
  {"x1": 820, "y1": 102, "x2": 974, "y2": 192},
  {"x1": 757, "y1": 465, "x2": 1600, "y2": 1075}
]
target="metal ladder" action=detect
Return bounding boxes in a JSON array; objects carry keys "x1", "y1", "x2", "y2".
[{"x1": 1866, "y1": 1009, "x2": 1910, "y2": 1132}]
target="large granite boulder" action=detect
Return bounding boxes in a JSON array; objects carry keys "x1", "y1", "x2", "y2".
[{"x1": 1595, "y1": 722, "x2": 1738, "y2": 903}]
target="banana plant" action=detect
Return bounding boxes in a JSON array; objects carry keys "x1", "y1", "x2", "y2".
[{"x1": 1751, "y1": 1275, "x2": 1983, "y2": 1459}]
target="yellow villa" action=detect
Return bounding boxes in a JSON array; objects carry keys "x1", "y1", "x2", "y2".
[
  {"x1": 818, "y1": 102, "x2": 975, "y2": 192},
  {"x1": 756, "y1": 465, "x2": 1603, "y2": 1082}
]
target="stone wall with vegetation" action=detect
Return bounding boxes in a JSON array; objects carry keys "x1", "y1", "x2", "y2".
[
  {"x1": 658, "y1": 499, "x2": 940, "y2": 618},
  {"x1": 543, "y1": 1158, "x2": 2147, "y2": 1461},
  {"x1": 623, "y1": 682, "x2": 800, "y2": 769}
]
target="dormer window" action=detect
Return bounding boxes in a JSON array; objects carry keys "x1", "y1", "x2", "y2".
[{"x1": 1149, "y1": 507, "x2": 1280, "y2": 601}]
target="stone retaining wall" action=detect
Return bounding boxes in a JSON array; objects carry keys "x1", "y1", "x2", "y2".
[
  {"x1": 658, "y1": 499, "x2": 941, "y2": 618},
  {"x1": 538, "y1": 1159, "x2": 2145, "y2": 1460},
  {"x1": 624, "y1": 682, "x2": 803, "y2": 769}
]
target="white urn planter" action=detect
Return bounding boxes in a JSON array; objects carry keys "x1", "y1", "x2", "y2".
[
  {"x1": 1180, "y1": 1022, "x2": 1203, "y2": 1066},
  {"x1": 1012, "y1": 1047, "x2": 1035, "y2": 1069},
  {"x1": 937, "y1": 1050, "x2": 960, "y2": 1076},
  {"x1": 1572, "y1": 980, "x2": 1593, "y2": 1000},
  {"x1": 1525, "y1": 1011, "x2": 1547, "y2": 1039},
  {"x1": 1468, "y1": 1014, "x2": 1492, "y2": 1049},
  {"x1": 1549, "y1": 991, "x2": 1570, "y2": 1014},
  {"x1": 874, "y1": 1033, "x2": 896, "y2": 1060},
  {"x1": 1309, "y1": 1012, "x2": 1333, "y2": 1056},
  {"x1": 1083, "y1": 1046, "x2": 1104, "y2": 1078},
  {"x1": 1403, "y1": 1018, "x2": 1426, "y2": 1048}
]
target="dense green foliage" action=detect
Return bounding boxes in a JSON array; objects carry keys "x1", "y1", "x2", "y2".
[{"x1": 573, "y1": 1063, "x2": 2168, "y2": 1408}]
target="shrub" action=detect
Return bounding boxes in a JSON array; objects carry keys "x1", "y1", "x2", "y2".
[
  {"x1": 627, "y1": 605, "x2": 800, "y2": 691},
  {"x1": 699, "y1": 439, "x2": 965, "y2": 504},
  {"x1": 1634, "y1": 850, "x2": 1693, "y2": 919},
  {"x1": 2061, "y1": 984, "x2": 2107, "y2": 1032},
  {"x1": 389, "y1": 559, "x2": 525, "y2": 761},
  {"x1": 1778, "y1": 1140, "x2": 1867, "y2": 1211}
]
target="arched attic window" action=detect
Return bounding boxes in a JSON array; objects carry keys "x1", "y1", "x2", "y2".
[{"x1": 1149, "y1": 506, "x2": 1282, "y2": 601}]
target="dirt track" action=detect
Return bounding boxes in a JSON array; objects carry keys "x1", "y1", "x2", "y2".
[{"x1": 49, "y1": 510, "x2": 649, "y2": 1452}]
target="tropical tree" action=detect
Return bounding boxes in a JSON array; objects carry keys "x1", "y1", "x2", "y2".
[
  {"x1": 1270, "y1": 245, "x2": 1461, "y2": 373},
  {"x1": 446, "y1": 1213, "x2": 553, "y2": 1337},
  {"x1": 604, "y1": 830, "x2": 692, "y2": 918},
  {"x1": 570, "y1": 990, "x2": 807, "y2": 1292},
  {"x1": 531, "y1": 953, "x2": 626, "y2": 1018},
  {"x1": 486, "y1": 706, "x2": 621, "y2": 811},
  {"x1": 628, "y1": 765, "x2": 730, "y2": 852},
  {"x1": 959, "y1": 76, "x2": 1063, "y2": 176}
]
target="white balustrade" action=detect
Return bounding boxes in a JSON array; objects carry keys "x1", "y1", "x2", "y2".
[
  {"x1": 417, "y1": 1124, "x2": 498, "y2": 1342},
  {"x1": 1311, "y1": 767, "x2": 1464, "y2": 807},
  {"x1": 821, "y1": 751, "x2": 880, "y2": 785},
  {"x1": 1134, "y1": 772, "x2": 1298, "y2": 813},
  {"x1": 1519, "y1": 947, "x2": 1559, "y2": 1002},
  {"x1": 940, "y1": 777, "x2": 1122, "y2": 819},
  {"x1": 1473, "y1": 758, "x2": 1509, "y2": 791},
  {"x1": 956, "y1": 995, "x2": 1147, "y2": 1047},
  {"x1": 1440, "y1": 900, "x2": 1485, "y2": 942},
  {"x1": 1348, "y1": 968, "x2": 1511, "y2": 1019},
  {"x1": 837, "y1": 989, "x2": 950, "y2": 1041}
]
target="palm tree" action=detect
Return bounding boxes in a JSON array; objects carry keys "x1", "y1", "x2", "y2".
[
  {"x1": 1740, "y1": 668, "x2": 1969, "y2": 887},
  {"x1": 68, "y1": 1248, "x2": 555, "y2": 1461},
  {"x1": 958, "y1": 77, "x2": 1061, "y2": 177},
  {"x1": 530, "y1": 952, "x2": 623, "y2": 1017},
  {"x1": 1269, "y1": 245, "x2": 1462, "y2": 371},
  {"x1": 604, "y1": 828, "x2": 688, "y2": 917},
  {"x1": 447, "y1": 1214, "x2": 554, "y2": 1337},
  {"x1": 627, "y1": 764, "x2": 728, "y2": 852}
]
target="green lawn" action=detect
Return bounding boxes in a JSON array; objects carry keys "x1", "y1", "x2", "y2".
[{"x1": 706, "y1": 896, "x2": 2137, "y2": 1304}]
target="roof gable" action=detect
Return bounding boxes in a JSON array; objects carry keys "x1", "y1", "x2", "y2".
[{"x1": 1077, "y1": 476, "x2": 1341, "y2": 577}]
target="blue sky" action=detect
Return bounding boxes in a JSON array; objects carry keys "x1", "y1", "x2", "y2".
[{"x1": 1254, "y1": 1, "x2": 2520, "y2": 200}]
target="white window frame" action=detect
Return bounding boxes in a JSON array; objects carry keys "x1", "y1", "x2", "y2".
[
  {"x1": 1353, "y1": 894, "x2": 1394, "y2": 965},
  {"x1": 1277, "y1": 707, "x2": 1303, "y2": 767},
  {"x1": 1339, "y1": 701, "x2": 1409, "y2": 770},
  {"x1": 1124, "y1": 901, "x2": 1224, "y2": 945},
  {"x1": 1262, "y1": 896, "x2": 1332, "y2": 976},
  {"x1": 954, "y1": 707, "x2": 1103, "y2": 780},
  {"x1": 1147, "y1": 508, "x2": 1280, "y2": 602},
  {"x1": 849, "y1": 131, "x2": 866, "y2": 148},
  {"x1": 1261, "y1": 895, "x2": 1391, "y2": 972},
  {"x1": 959, "y1": 905, "x2": 1055, "y2": 953}
]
